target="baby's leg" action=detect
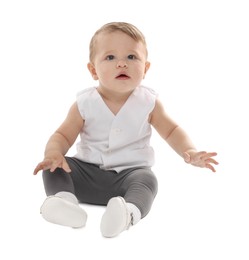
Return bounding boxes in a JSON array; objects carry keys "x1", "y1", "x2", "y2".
[
  {"x1": 100, "y1": 168, "x2": 158, "y2": 237},
  {"x1": 41, "y1": 164, "x2": 87, "y2": 228},
  {"x1": 122, "y1": 168, "x2": 158, "y2": 218},
  {"x1": 42, "y1": 167, "x2": 75, "y2": 196}
]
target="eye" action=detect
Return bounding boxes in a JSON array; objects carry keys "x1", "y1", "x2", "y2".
[
  {"x1": 127, "y1": 54, "x2": 136, "y2": 60},
  {"x1": 106, "y1": 55, "x2": 115, "y2": 60}
]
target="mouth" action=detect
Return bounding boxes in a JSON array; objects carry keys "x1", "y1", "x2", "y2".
[{"x1": 115, "y1": 73, "x2": 130, "y2": 80}]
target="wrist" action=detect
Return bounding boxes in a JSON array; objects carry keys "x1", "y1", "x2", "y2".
[
  {"x1": 44, "y1": 150, "x2": 63, "y2": 158},
  {"x1": 182, "y1": 148, "x2": 197, "y2": 163},
  {"x1": 184, "y1": 148, "x2": 197, "y2": 155}
]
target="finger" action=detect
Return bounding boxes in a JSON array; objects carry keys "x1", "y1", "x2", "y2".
[
  {"x1": 33, "y1": 162, "x2": 51, "y2": 175},
  {"x1": 205, "y1": 163, "x2": 216, "y2": 172},
  {"x1": 205, "y1": 158, "x2": 219, "y2": 165},
  {"x1": 33, "y1": 165, "x2": 42, "y2": 175},
  {"x1": 62, "y1": 160, "x2": 71, "y2": 173},
  {"x1": 50, "y1": 161, "x2": 61, "y2": 172},
  {"x1": 200, "y1": 152, "x2": 217, "y2": 159},
  {"x1": 48, "y1": 159, "x2": 71, "y2": 173},
  {"x1": 199, "y1": 153, "x2": 218, "y2": 163}
]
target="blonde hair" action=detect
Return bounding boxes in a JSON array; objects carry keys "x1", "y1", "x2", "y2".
[{"x1": 89, "y1": 22, "x2": 148, "y2": 63}]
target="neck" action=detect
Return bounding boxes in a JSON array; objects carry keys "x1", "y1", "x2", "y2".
[{"x1": 97, "y1": 86, "x2": 133, "y2": 103}]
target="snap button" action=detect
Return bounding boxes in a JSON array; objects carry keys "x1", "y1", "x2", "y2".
[{"x1": 113, "y1": 128, "x2": 121, "y2": 134}]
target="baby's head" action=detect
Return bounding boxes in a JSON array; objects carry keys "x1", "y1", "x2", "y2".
[{"x1": 89, "y1": 22, "x2": 148, "y2": 63}]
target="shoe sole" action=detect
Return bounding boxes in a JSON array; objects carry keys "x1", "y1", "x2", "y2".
[
  {"x1": 41, "y1": 196, "x2": 87, "y2": 228},
  {"x1": 100, "y1": 197, "x2": 130, "y2": 238}
]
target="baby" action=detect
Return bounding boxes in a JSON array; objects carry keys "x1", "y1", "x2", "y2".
[{"x1": 34, "y1": 22, "x2": 218, "y2": 237}]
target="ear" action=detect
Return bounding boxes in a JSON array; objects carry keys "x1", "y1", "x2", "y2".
[
  {"x1": 87, "y1": 62, "x2": 98, "y2": 80},
  {"x1": 143, "y1": 61, "x2": 150, "y2": 78}
]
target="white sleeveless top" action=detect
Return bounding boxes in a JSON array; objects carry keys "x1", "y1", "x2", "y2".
[{"x1": 74, "y1": 85, "x2": 157, "y2": 172}]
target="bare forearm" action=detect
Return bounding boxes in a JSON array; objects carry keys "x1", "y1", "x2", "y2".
[
  {"x1": 44, "y1": 132, "x2": 71, "y2": 157},
  {"x1": 166, "y1": 126, "x2": 196, "y2": 158}
]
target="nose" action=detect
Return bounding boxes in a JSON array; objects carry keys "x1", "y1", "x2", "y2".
[{"x1": 116, "y1": 59, "x2": 128, "y2": 68}]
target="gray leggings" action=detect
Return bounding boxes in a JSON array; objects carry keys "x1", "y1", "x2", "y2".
[{"x1": 42, "y1": 157, "x2": 158, "y2": 218}]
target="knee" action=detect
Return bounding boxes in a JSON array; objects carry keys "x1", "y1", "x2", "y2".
[
  {"x1": 143, "y1": 171, "x2": 158, "y2": 197},
  {"x1": 130, "y1": 169, "x2": 158, "y2": 197}
]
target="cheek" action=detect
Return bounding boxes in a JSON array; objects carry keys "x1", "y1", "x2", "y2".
[
  {"x1": 134, "y1": 66, "x2": 146, "y2": 78},
  {"x1": 96, "y1": 66, "x2": 113, "y2": 81}
]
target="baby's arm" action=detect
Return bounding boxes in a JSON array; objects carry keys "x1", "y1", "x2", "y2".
[
  {"x1": 150, "y1": 99, "x2": 218, "y2": 172},
  {"x1": 33, "y1": 102, "x2": 84, "y2": 174}
]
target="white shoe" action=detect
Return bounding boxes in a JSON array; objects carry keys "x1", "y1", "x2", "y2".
[
  {"x1": 40, "y1": 196, "x2": 87, "y2": 228},
  {"x1": 100, "y1": 197, "x2": 133, "y2": 238}
]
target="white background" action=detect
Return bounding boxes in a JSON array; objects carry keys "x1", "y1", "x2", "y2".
[{"x1": 0, "y1": 0, "x2": 248, "y2": 259}]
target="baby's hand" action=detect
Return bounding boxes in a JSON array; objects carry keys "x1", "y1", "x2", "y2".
[
  {"x1": 183, "y1": 150, "x2": 218, "y2": 172},
  {"x1": 33, "y1": 154, "x2": 71, "y2": 175}
]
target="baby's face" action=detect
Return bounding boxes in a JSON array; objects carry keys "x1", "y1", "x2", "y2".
[{"x1": 88, "y1": 31, "x2": 150, "y2": 95}]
